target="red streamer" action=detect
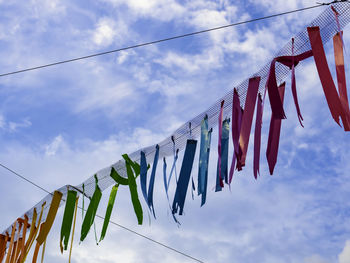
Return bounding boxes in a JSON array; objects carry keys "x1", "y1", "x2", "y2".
[
  {"x1": 307, "y1": 26, "x2": 343, "y2": 126},
  {"x1": 238, "y1": 77, "x2": 260, "y2": 170},
  {"x1": 229, "y1": 89, "x2": 242, "y2": 184},
  {"x1": 266, "y1": 82, "x2": 286, "y2": 175},
  {"x1": 253, "y1": 94, "x2": 263, "y2": 179},
  {"x1": 333, "y1": 31, "x2": 350, "y2": 131}
]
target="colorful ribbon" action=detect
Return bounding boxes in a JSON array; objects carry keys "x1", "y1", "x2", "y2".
[
  {"x1": 140, "y1": 151, "x2": 148, "y2": 205},
  {"x1": 60, "y1": 190, "x2": 78, "y2": 252},
  {"x1": 238, "y1": 77, "x2": 260, "y2": 170},
  {"x1": 217, "y1": 100, "x2": 225, "y2": 188},
  {"x1": 229, "y1": 89, "x2": 242, "y2": 184},
  {"x1": 100, "y1": 184, "x2": 119, "y2": 242},
  {"x1": 216, "y1": 118, "x2": 230, "y2": 191},
  {"x1": 333, "y1": 31, "x2": 350, "y2": 131},
  {"x1": 69, "y1": 196, "x2": 78, "y2": 263},
  {"x1": 266, "y1": 82, "x2": 286, "y2": 175},
  {"x1": 80, "y1": 175, "x2": 102, "y2": 242},
  {"x1": 124, "y1": 155, "x2": 144, "y2": 225},
  {"x1": 253, "y1": 94, "x2": 264, "y2": 179},
  {"x1": 36, "y1": 191, "x2": 62, "y2": 245},
  {"x1": 307, "y1": 26, "x2": 343, "y2": 126},
  {"x1": 172, "y1": 139, "x2": 197, "y2": 215},
  {"x1": 148, "y1": 144, "x2": 159, "y2": 218},
  {"x1": 198, "y1": 115, "x2": 212, "y2": 206}
]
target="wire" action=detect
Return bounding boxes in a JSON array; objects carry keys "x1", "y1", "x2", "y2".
[
  {"x1": 0, "y1": 4, "x2": 328, "y2": 78},
  {"x1": 0, "y1": 162, "x2": 205, "y2": 263}
]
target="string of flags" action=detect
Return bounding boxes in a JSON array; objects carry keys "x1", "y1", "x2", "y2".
[{"x1": 1, "y1": 4, "x2": 350, "y2": 262}]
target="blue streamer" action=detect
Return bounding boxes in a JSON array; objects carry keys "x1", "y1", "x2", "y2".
[
  {"x1": 140, "y1": 151, "x2": 148, "y2": 205},
  {"x1": 148, "y1": 144, "x2": 159, "y2": 218},
  {"x1": 198, "y1": 116, "x2": 212, "y2": 206},
  {"x1": 216, "y1": 118, "x2": 230, "y2": 191},
  {"x1": 172, "y1": 139, "x2": 197, "y2": 215}
]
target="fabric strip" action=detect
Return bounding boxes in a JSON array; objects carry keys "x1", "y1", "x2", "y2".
[
  {"x1": 68, "y1": 197, "x2": 78, "y2": 263},
  {"x1": 333, "y1": 31, "x2": 350, "y2": 131},
  {"x1": 198, "y1": 115, "x2": 212, "y2": 206},
  {"x1": 0, "y1": 234, "x2": 7, "y2": 262},
  {"x1": 100, "y1": 184, "x2": 118, "y2": 242},
  {"x1": 172, "y1": 139, "x2": 197, "y2": 215},
  {"x1": 60, "y1": 190, "x2": 77, "y2": 252},
  {"x1": 216, "y1": 118, "x2": 230, "y2": 191},
  {"x1": 307, "y1": 26, "x2": 343, "y2": 126},
  {"x1": 123, "y1": 155, "x2": 143, "y2": 225},
  {"x1": 36, "y1": 191, "x2": 62, "y2": 245},
  {"x1": 229, "y1": 89, "x2": 242, "y2": 184},
  {"x1": 140, "y1": 151, "x2": 148, "y2": 205},
  {"x1": 253, "y1": 94, "x2": 263, "y2": 179},
  {"x1": 148, "y1": 144, "x2": 159, "y2": 218},
  {"x1": 238, "y1": 77, "x2": 260, "y2": 169},
  {"x1": 80, "y1": 176, "x2": 102, "y2": 242},
  {"x1": 5, "y1": 221, "x2": 16, "y2": 263},
  {"x1": 217, "y1": 100, "x2": 225, "y2": 188},
  {"x1": 266, "y1": 82, "x2": 286, "y2": 175}
]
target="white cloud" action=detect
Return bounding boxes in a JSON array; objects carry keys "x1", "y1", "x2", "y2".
[{"x1": 339, "y1": 240, "x2": 350, "y2": 263}]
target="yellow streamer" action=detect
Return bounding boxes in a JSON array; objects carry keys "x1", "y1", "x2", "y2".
[
  {"x1": 36, "y1": 191, "x2": 62, "y2": 245},
  {"x1": 22, "y1": 202, "x2": 46, "y2": 263},
  {"x1": 69, "y1": 197, "x2": 79, "y2": 263},
  {"x1": 40, "y1": 240, "x2": 46, "y2": 263},
  {"x1": 5, "y1": 221, "x2": 17, "y2": 263}
]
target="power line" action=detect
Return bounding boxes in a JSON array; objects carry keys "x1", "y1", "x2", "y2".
[
  {"x1": 0, "y1": 4, "x2": 327, "y2": 78},
  {"x1": 0, "y1": 162, "x2": 205, "y2": 263}
]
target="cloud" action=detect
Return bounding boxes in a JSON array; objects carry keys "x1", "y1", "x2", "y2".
[{"x1": 339, "y1": 240, "x2": 350, "y2": 263}]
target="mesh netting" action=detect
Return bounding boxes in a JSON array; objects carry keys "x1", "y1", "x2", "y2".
[{"x1": 3, "y1": 2, "x2": 350, "y2": 236}]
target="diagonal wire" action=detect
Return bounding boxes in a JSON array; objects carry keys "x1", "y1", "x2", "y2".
[
  {"x1": 0, "y1": 162, "x2": 205, "y2": 263},
  {"x1": 0, "y1": 3, "x2": 329, "y2": 78}
]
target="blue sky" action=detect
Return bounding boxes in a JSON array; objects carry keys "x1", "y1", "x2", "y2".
[{"x1": 1, "y1": 0, "x2": 350, "y2": 262}]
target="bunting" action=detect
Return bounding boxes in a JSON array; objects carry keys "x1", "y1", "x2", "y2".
[{"x1": 3, "y1": 5, "x2": 350, "y2": 262}]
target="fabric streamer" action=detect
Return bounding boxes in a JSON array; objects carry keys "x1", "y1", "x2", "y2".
[
  {"x1": 36, "y1": 191, "x2": 62, "y2": 246},
  {"x1": 307, "y1": 26, "x2": 343, "y2": 126},
  {"x1": 229, "y1": 89, "x2": 242, "y2": 184},
  {"x1": 60, "y1": 190, "x2": 78, "y2": 253},
  {"x1": 266, "y1": 82, "x2": 286, "y2": 175},
  {"x1": 238, "y1": 77, "x2": 260, "y2": 170},
  {"x1": 80, "y1": 175, "x2": 102, "y2": 242},
  {"x1": 100, "y1": 184, "x2": 119, "y2": 242},
  {"x1": 198, "y1": 115, "x2": 212, "y2": 206},
  {"x1": 253, "y1": 94, "x2": 264, "y2": 179},
  {"x1": 163, "y1": 157, "x2": 171, "y2": 206},
  {"x1": 68, "y1": 197, "x2": 78, "y2": 263},
  {"x1": 291, "y1": 38, "x2": 303, "y2": 126},
  {"x1": 0, "y1": 233, "x2": 8, "y2": 262},
  {"x1": 172, "y1": 139, "x2": 197, "y2": 215},
  {"x1": 140, "y1": 151, "x2": 148, "y2": 205},
  {"x1": 18, "y1": 215, "x2": 29, "y2": 263},
  {"x1": 5, "y1": 221, "x2": 16, "y2": 263},
  {"x1": 32, "y1": 223, "x2": 44, "y2": 263},
  {"x1": 122, "y1": 155, "x2": 143, "y2": 225},
  {"x1": 333, "y1": 31, "x2": 350, "y2": 131},
  {"x1": 23, "y1": 202, "x2": 46, "y2": 263},
  {"x1": 216, "y1": 118, "x2": 230, "y2": 191},
  {"x1": 217, "y1": 101, "x2": 225, "y2": 188},
  {"x1": 168, "y1": 138, "x2": 179, "y2": 186},
  {"x1": 148, "y1": 145, "x2": 159, "y2": 218}
]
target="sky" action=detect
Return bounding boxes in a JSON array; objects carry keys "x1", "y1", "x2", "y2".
[{"x1": 1, "y1": 0, "x2": 350, "y2": 262}]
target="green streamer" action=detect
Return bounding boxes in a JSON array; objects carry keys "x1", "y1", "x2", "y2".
[
  {"x1": 99, "y1": 184, "x2": 119, "y2": 242},
  {"x1": 110, "y1": 167, "x2": 129, "y2": 185},
  {"x1": 60, "y1": 190, "x2": 77, "y2": 253},
  {"x1": 122, "y1": 154, "x2": 141, "y2": 176},
  {"x1": 122, "y1": 155, "x2": 143, "y2": 225},
  {"x1": 80, "y1": 175, "x2": 102, "y2": 242}
]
